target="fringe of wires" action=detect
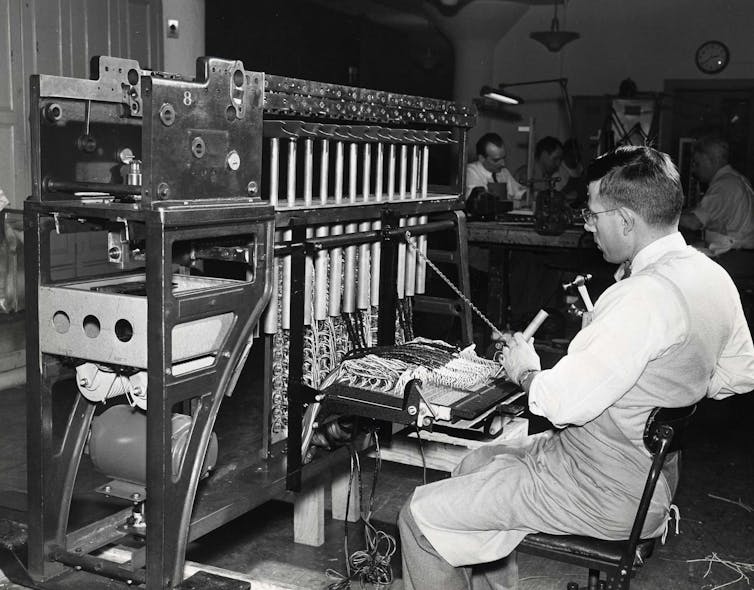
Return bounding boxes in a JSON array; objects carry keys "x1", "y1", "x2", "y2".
[
  {"x1": 326, "y1": 432, "x2": 396, "y2": 589},
  {"x1": 687, "y1": 553, "x2": 754, "y2": 590}
]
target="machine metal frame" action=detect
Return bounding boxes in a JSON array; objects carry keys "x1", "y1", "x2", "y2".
[{"x1": 18, "y1": 55, "x2": 477, "y2": 589}]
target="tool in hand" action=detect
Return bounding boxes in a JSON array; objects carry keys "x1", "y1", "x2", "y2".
[
  {"x1": 563, "y1": 274, "x2": 594, "y2": 312},
  {"x1": 522, "y1": 309, "x2": 549, "y2": 340}
]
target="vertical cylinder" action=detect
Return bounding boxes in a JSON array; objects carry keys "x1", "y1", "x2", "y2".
[
  {"x1": 303, "y1": 137, "x2": 314, "y2": 325},
  {"x1": 328, "y1": 140, "x2": 345, "y2": 318},
  {"x1": 396, "y1": 144, "x2": 409, "y2": 299},
  {"x1": 371, "y1": 141, "x2": 385, "y2": 306},
  {"x1": 314, "y1": 138, "x2": 330, "y2": 322},
  {"x1": 342, "y1": 141, "x2": 359, "y2": 314},
  {"x1": 416, "y1": 144, "x2": 430, "y2": 294},
  {"x1": 281, "y1": 138, "x2": 297, "y2": 330},
  {"x1": 263, "y1": 137, "x2": 281, "y2": 334},
  {"x1": 357, "y1": 142, "x2": 372, "y2": 310},
  {"x1": 404, "y1": 144, "x2": 419, "y2": 298}
]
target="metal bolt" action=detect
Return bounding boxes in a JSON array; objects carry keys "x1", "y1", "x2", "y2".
[
  {"x1": 157, "y1": 182, "x2": 170, "y2": 198},
  {"x1": 79, "y1": 377, "x2": 89, "y2": 387},
  {"x1": 108, "y1": 246, "x2": 121, "y2": 261},
  {"x1": 131, "y1": 492, "x2": 141, "y2": 501},
  {"x1": 407, "y1": 405, "x2": 417, "y2": 415},
  {"x1": 226, "y1": 150, "x2": 241, "y2": 171},
  {"x1": 191, "y1": 136, "x2": 206, "y2": 159},
  {"x1": 247, "y1": 180, "x2": 258, "y2": 196},
  {"x1": 104, "y1": 485, "x2": 112, "y2": 493},
  {"x1": 159, "y1": 103, "x2": 175, "y2": 126},
  {"x1": 422, "y1": 416, "x2": 432, "y2": 426}
]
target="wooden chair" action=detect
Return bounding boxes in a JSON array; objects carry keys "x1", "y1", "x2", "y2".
[{"x1": 517, "y1": 404, "x2": 697, "y2": 590}]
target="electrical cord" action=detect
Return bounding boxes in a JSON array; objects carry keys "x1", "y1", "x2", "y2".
[
  {"x1": 414, "y1": 425, "x2": 428, "y2": 486},
  {"x1": 326, "y1": 431, "x2": 397, "y2": 589}
]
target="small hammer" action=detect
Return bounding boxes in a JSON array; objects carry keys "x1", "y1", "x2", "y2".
[{"x1": 563, "y1": 274, "x2": 594, "y2": 312}]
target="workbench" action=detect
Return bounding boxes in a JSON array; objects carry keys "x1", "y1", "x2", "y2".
[{"x1": 467, "y1": 221, "x2": 603, "y2": 347}]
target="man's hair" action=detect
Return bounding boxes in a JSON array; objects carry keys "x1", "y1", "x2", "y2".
[
  {"x1": 692, "y1": 134, "x2": 729, "y2": 164},
  {"x1": 586, "y1": 146, "x2": 683, "y2": 226},
  {"x1": 475, "y1": 132, "x2": 503, "y2": 157},
  {"x1": 535, "y1": 136, "x2": 564, "y2": 159}
]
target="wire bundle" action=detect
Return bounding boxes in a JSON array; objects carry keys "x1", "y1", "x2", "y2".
[
  {"x1": 326, "y1": 435, "x2": 397, "y2": 590},
  {"x1": 321, "y1": 337, "x2": 502, "y2": 395}
]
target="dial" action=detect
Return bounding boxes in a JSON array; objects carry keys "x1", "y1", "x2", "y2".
[{"x1": 695, "y1": 41, "x2": 730, "y2": 74}]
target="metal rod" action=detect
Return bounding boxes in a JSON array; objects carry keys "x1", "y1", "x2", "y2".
[
  {"x1": 303, "y1": 137, "x2": 314, "y2": 325},
  {"x1": 314, "y1": 138, "x2": 330, "y2": 322},
  {"x1": 416, "y1": 144, "x2": 430, "y2": 294},
  {"x1": 263, "y1": 137, "x2": 280, "y2": 335},
  {"x1": 281, "y1": 138, "x2": 297, "y2": 330},
  {"x1": 328, "y1": 140, "x2": 345, "y2": 318},
  {"x1": 342, "y1": 142, "x2": 359, "y2": 314},
  {"x1": 371, "y1": 142, "x2": 385, "y2": 307},
  {"x1": 42, "y1": 178, "x2": 137, "y2": 196},
  {"x1": 357, "y1": 142, "x2": 372, "y2": 311}
]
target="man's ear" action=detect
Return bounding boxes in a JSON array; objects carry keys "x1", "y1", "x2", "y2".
[{"x1": 619, "y1": 208, "x2": 635, "y2": 234}]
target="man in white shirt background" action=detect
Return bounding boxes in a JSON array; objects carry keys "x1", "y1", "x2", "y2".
[
  {"x1": 679, "y1": 134, "x2": 754, "y2": 278},
  {"x1": 465, "y1": 132, "x2": 527, "y2": 201}
]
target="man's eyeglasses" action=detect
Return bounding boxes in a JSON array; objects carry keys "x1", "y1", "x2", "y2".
[{"x1": 580, "y1": 207, "x2": 620, "y2": 225}]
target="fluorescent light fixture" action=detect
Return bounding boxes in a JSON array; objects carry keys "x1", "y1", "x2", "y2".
[{"x1": 480, "y1": 86, "x2": 523, "y2": 105}]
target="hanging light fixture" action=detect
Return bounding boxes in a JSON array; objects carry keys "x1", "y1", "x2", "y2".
[
  {"x1": 530, "y1": 2, "x2": 580, "y2": 52},
  {"x1": 479, "y1": 85, "x2": 522, "y2": 105}
]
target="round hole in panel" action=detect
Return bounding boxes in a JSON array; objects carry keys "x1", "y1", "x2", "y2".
[
  {"x1": 114, "y1": 319, "x2": 134, "y2": 343},
  {"x1": 52, "y1": 311, "x2": 70, "y2": 334},
  {"x1": 83, "y1": 315, "x2": 101, "y2": 338}
]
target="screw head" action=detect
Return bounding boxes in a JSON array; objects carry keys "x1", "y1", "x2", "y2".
[
  {"x1": 159, "y1": 102, "x2": 176, "y2": 126},
  {"x1": 226, "y1": 150, "x2": 241, "y2": 171}
]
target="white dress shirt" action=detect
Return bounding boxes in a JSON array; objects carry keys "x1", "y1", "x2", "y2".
[{"x1": 529, "y1": 232, "x2": 754, "y2": 428}]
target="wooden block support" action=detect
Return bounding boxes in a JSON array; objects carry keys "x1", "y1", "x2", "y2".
[
  {"x1": 331, "y1": 464, "x2": 361, "y2": 523},
  {"x1": 293, "y1": 476, "x2": 325, "y2": 546}
]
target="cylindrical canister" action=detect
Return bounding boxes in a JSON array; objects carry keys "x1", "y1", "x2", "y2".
[{"x1": 89, "y1": 405, "x2": 218, "y2": 486}]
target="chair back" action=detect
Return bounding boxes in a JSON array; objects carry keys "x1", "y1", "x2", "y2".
[
  {"x1": 613, "y1": 403, "x2": 697, "y2": 589},
  {"x1": 643, "y1": 404, "x2": 697, "y2": 456}
]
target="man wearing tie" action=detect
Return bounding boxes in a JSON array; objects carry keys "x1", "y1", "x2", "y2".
[
  {"x1": 398, "y1": 145, "x2": 754, "y2": 590},
  {"x1": 464, "y1": 132, "x2": 527, "y2": 201}
]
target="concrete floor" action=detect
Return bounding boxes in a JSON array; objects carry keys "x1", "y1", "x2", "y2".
[{"x1": 1, "y1": 382, "x2": 753, "y2": 590}]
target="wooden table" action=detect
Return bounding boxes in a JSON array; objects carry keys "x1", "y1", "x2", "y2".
[{"x1": 467, "y1": 221, "x2": 597, "y2": 347}]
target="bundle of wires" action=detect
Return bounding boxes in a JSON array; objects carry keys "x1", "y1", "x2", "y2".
[
  {"x1": 326, "y1": 433, "x2": 397, "y2": 590},
  {"x1": 320, "y1": 337, "x2": 502, "y2": 396}
]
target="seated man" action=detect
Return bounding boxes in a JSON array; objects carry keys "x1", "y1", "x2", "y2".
[
  {"x1": 679, "y1": 135, "x2": 754, "y2": 269},
  {"x1": 515, "y1": 135, "x2": 565, "y2": 193},
  {"x1": 465, "y1": 132, "x2": 527, "y2": 202},
  {"x1": 398, "y1": 145, "x2": 754, "y2": 590},
  {"x1": 560, "y1": 137, "x2": 588, "y2": 208}
]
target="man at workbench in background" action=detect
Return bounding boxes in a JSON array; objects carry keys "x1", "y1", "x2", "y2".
[
  {"x1": 465, "y1": 132, "x2": 527, "y2": 201},
  {"x1": 679, "y1": 134, "x2": 754, "y2": 280},
  {"x1": 398, "y1": 145, "x2": 754, "y2": 590}
]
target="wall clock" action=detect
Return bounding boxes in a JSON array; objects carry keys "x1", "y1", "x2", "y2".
[{"x1": 695, "y1": 40, "x2": 730, "y2": 74}]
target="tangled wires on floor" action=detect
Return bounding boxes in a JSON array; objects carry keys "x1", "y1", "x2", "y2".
[{"x1": 326, "y1": 433, "x2": 397, "y2": 589}]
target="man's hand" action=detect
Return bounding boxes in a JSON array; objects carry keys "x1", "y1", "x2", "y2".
[{"x1": 500, "y1": 332, "x2": 541, "y2": 385}]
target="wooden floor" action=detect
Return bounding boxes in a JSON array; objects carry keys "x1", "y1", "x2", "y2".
[{"x1": 2, "y1": 381, "x2": 754, "y2": 589}]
